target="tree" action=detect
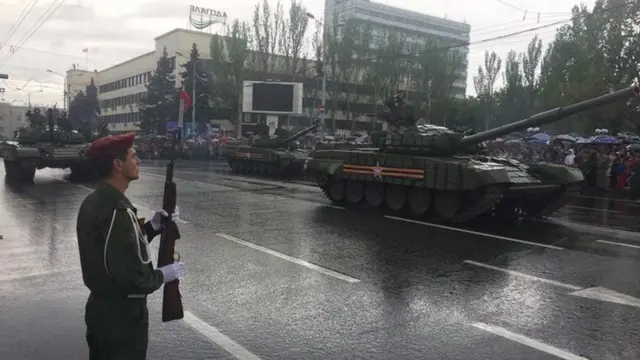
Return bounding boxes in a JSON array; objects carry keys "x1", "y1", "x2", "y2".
[
  {"x1": 250, "y1": 0, "x2": 283, "y2": 73},
  {"x1": 138, "y1": 46, "x2": 177, "y2": 134},
  {"x1": 210, "y1": 19, "x2": 252, "y2": 130},
  {"x1": 67, "y1": 77, "x2": 100, "y2": 130},
  {"x1": 179, "y1": 43, "x2": 212, "y2": 134},
  {"x1": 278, "y1": 0, "x2": 309, "y2": 76},
  {"x1": 473, "y1": 50, "x2": 502, "y2": 130}
]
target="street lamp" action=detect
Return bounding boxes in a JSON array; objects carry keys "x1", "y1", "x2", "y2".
[
  {"x1": 15, "y1": 89, "x2": 43, "y2": 108},
  {"x1": 176, "y1": 51, "x2": 207, "y2": 137},
  {"x1": 305, "y1": 12, "x2": 327, "y2": 130}
]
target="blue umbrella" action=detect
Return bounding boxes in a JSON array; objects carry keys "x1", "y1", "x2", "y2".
[
  {"x1": 532, "y1": 133, "x2": 551, "y2": 141},
  {"x1": 592, "y1": 135, "x2": 618, "y2": 144}
]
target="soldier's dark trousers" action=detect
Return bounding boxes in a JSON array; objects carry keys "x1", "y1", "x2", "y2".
[{"x1": 85, "y1": 293, "x2": 149, "y2": 360}]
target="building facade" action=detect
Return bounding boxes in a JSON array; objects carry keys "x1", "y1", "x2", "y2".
[
  {"x1": 66, "y1": 18, "x2": 470, "y2": 134},
  {"x1": 0, "y1": 103, "x2": 29, "y2": 139},
  {"x1": 324, "y1": 0, "x2": 470, "y2": 98}
]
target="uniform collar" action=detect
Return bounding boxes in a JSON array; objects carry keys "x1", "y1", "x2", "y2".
[{"x1": 95, "y1": 181, "x2": 134, "y2": 209}]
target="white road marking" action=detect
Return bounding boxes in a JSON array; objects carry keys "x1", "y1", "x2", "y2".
[
  {"x1": 568, "y1": 287, "x2": 640, "y2": 309},
  {"x1": 183, "y1": 311, "x2": 263, "y2": 360},
  {"x1": 565, "y1": 205, "x2": 620, "y2": 213},
  {"x1": 463, "y1": 260, "x2": 581, "y2": 290},
  {"x1": 0, "y1": 268, "x2": 78, "y2": 282},
  {"x1": 323, "y1": 204, "x2": 345, "y2": 210},
  {"x1": 471, "y1": 322, "x2": 590, "y2": 360},
  {"x1": 596, "y1": 239, "x2": 640, "y2": 249},
  {"x1": 216, "y1": 233, "x2": 360, "y2": 283},
  {"x1": 386, "y1": 216, "x2": 565, "y2": 250},
  {"x1": 576, "y1": 194, "x2": 637, "y2": 203},
  {"x1": 547, "y1": 218, "x2": 640, "y2": 240}
]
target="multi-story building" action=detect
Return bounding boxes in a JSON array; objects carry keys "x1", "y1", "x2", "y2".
[
  {"x1": 324, "y1": 0, "x2": 470, "y2": 98},
  {"x1": 0, "y1": 103, "x2": 29, "y2": 139},
  {"x1": 66, "y1": 14, "x2": 470, "y2": 134}
]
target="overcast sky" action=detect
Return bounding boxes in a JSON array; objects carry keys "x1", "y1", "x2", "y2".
[{"x1": 0, "y1": 0, "x2": 595, "y2": 106}]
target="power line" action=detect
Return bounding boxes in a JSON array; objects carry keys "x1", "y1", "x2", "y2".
[
  {"x1": 328, "y1": 0, "x2": 634, "y2": 66},
  {"x1": 0, "y1": 0, "x2": 39, "y2": 52},
  {"x1": 0, "y1": 0, "x2": 66, "y2": 68}
]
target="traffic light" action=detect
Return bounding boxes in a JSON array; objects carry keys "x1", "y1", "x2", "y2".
[{"x1": 0, "y1": 73, "x2": 8, "y2": 79}]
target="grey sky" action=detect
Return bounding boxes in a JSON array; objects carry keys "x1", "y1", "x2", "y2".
[{"x1": 0, "y1": 0, "x2": 595, "y2": 106}]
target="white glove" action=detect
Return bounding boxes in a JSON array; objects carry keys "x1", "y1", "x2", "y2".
[
  {"x1": 158, "y1": 261, "x2": 185, "y2": 283},
  {"x1": 150, "y1": 206, "x2": 180, "y2": 231}
]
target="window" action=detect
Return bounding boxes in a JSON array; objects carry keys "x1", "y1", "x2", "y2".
[{"x1": 0, "y1": 126, "x2": 4, "y2": 133}]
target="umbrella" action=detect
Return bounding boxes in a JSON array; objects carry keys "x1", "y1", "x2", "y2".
[
  {"x1": 527, "y1": 137, "x2": 548, "y2": 144},
  {"x1": 553, "y1": 134, "x2": 576, "y2": 142},
  {"x1": 532, "y1": 133, "x2": 551, "y2": 141},
  {"x1": 627, "y1": 144, "x2": 640, "y2": 151},
  {"x1": 592, "y1": 135, "x2": 618, "y2": 144}
]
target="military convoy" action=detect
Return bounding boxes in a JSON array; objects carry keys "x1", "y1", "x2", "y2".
[
  {"x1": 0, "y1": 107, "x2": 107, "y2": 182},
  {"x1": 304, "y1": 86, "x2": 640, "y2": 223},
  {"x1": 225, "y1": 121, "x2": 320, "y2": 176}
]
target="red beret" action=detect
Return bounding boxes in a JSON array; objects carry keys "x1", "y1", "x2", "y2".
[{"x1": 86, "y1": 132, "x2": 136, "y2": 159}]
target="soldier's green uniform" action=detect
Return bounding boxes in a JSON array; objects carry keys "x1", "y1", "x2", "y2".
[{"x1": 76, "y1": 181, "x2": 164, "y2": 360}]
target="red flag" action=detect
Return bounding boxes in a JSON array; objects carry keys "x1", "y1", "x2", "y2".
[{"x1": 180, "y1": 90, "x2": 191, "y2": 111}]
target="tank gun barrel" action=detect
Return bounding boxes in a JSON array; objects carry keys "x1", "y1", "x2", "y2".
[
  {"x1": 459, "y1": 85, "x2": 640, "y2": 147},
  {"x1": 281, "y1": 121, "x2": 320, "y2": 144}
]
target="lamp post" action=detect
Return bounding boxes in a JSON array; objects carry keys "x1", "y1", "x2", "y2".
[
  {"x1": 176, "y1": 51, "x2": 207, "y2": 137},
  {"x1": 305, "y1": 12, "x2": 327, "y2": 131},
  {"x1": 15, "y1": 89, "x2": 43, "y2": 108}
]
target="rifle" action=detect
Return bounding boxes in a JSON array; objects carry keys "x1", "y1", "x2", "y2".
[{"x1": 156, "y1": 95, "x2": 188, "y2": 322}]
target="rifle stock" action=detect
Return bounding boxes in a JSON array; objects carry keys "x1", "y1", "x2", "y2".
[{"x1": 156, "y1": 130, "x2": 184, "y2": 322}]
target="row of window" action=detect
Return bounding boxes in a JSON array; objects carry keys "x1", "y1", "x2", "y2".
[
  {"x1": 103, "y1": 112, "x2": 142, "y2": 124},
  {"x1": 99, "y1": 71, "x2": 152, "y2": 94},
  {"x1": 355, "y1": 8, "x2": 469, "y2": 37},
  {"x1": 98, "y1": 57, "x2": 178, "y2": 95},
  {"x1": 100, "y1": 92, "x2": 145, "y2": 110}
]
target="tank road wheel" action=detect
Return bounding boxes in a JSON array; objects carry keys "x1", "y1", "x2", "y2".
[
  {"x1": 408, "y1": 187, "x2": 432, "y2": 216},
  {"x1": 258, "y1": 163, "x2": 267, "y2": 174},
  {"x1": 433, "y1": 191, "x2": 463, "y2": 219},
  {"x1": 266, "y1": 164, "x2": 278, "y2": 175},
  {"x1": 321, "y1": 176, "x2": 346, "y2": 204},
  {"x1": 365, "y1": 183, "x2": 385, "y2": 208},
  {"x1": 250, "y1": 162, "x2": 260, "y2": 174},
  {"x1": 241, "y1": 161, "x2": 251, "y2": 174},
  {"x1": 345, "y1": 180, "x2": 364, "y2": 204},
  {"x1": 385, "y1": 184, "x2": 407, "y2": 211},
  {"x1": 229, "y1": 160, "x2": 239, "y2": 173}
]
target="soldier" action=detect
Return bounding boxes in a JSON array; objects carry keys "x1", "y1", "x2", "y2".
[{"x1": 76, "y1": 132, "x2": 186, "y2": 360}]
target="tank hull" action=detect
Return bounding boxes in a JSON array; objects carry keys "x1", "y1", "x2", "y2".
[
  {"x1": 225, "y1": 145, "x2": 312, "y2": 177},
  {"x1": 305, "y1": 149, "x2": 583, "y2": 223},
  {"x1": 0, "y1": 141, "x2": 93, "y2": 182}
]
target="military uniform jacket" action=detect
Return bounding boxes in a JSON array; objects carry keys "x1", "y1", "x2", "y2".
[{"x1": 76, "y1": 181, "x2": 165, "y2": 297}]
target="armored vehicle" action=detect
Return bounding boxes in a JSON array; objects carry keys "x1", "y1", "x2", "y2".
[
  {"x1": 305, "y1": 86, "x2": 640, "y2": 223},
  {"x1": 225, "y1": 121, "x2": 320, "y2": 176},
  {"x1": 0, "y1": 107, "x2": 103, "y2": 182}
]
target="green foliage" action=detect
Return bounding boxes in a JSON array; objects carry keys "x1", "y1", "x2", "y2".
[
  {"x1": 474, "y1": 0, "x2": 640, "y2": 134},
  {"x1": 138, "y1": 46, "x2": 178, "y2": 134},
  {"x1": 68, "y1": 77, "x2": 101, "y2": 130},
  {"x1": 178, "y1": 43, "x2": 212, "y2": 133}
]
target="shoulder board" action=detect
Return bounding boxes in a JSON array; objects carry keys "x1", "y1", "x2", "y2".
[{"x1": 115, "y1": 200, "x2": 130, "y2": 211}]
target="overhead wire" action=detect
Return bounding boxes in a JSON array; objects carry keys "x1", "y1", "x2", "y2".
[
  {"x1": 0, "y1": 0, "x2": 40, "y2": 52},
  {"x1": 0, "y1": 0, "x2": 66, "y2": 68}
]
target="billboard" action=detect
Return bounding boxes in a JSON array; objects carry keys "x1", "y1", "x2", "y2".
[{"x1": 242, "y1": 81, "x2": 303, "y2": 115}]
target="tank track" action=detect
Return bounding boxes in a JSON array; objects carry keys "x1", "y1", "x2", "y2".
[
  {"x1": 319, "y1": 176, "x2": 505, "y2": 223},
  {"x1": 528, "y1": 185, "x2": 580, "y2": 218},
  {"x1": 440, "y1": 185, "x2": 505, "y2": 223}
]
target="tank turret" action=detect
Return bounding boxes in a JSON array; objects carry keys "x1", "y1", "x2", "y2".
[
  {"x1": 251, "y1": 121, "x2": 319, "y2": 149},
  {"x1": 377, "y1": 86, "x2": 640, "y2": 155}
]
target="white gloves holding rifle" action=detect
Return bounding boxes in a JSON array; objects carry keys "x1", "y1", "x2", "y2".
[
  {"x1": 150, "y1": 206, "x2": 180, "y2": 231},
  {"x1": 159, "y1": 262, "x2": 185, "y2": 283}
]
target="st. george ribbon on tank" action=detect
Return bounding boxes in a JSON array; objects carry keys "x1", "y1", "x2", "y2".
[{"x1": 304, "y1": 85, "x2": 640, "y2": 223}]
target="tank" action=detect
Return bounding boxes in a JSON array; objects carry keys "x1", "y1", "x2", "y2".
[
  {"x1": 304, "y1": 86, "x2": 640, "y2": 223},
  {"x1": 225, "y1": 121, "x2": 320, "y2": 176},
  {"x1": 0, "y1": 107, "x2": 105, "y2": 182}
]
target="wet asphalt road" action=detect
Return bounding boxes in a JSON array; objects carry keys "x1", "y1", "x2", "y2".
[{"x1": 1, "y1": 160, "x2": 639, "y2": 360}]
